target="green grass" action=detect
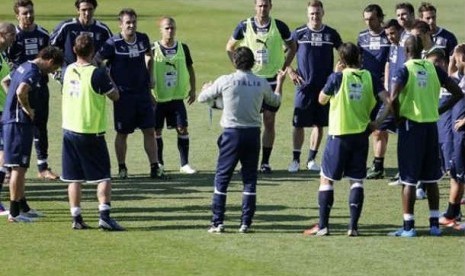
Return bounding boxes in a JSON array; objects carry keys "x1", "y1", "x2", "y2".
[{"x1": 1, "y1": 1, "x2": 464, "y2": 275}]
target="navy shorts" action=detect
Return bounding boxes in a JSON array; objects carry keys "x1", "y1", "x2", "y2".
[
  {"x1": 450, "y1": 130, "x2": 465, "y2": 184},
  {"x1": 61, "y1": 130, "x2": 111, "y2": 183},
  {"x1": 292, "y1": 85, "x2": 328, "y2": 127},
  {"x1": 320, "y1": 131, "x2": 370, "y2": 181},
  {"x1": 375, "y1": 104, "x2": 397, "y2": 133},
  {"x1": 437, "y1": 96, "x2": 453, "y2": 144},
  {"x1": 261, "y1": 78, "x2": 280, "y2": 112},
  {"x1": 397, "y1": 120, "x2": 442, "y2": 185},
  {"x1": 155, "y1": 100, "x2": 188, "y2": 130},
  {"x1": 3, "y1": 123, "x2": 33, "y2": 168},
  {"x1": 114, "y1": 92, "x2": 156, "y2": 134}
]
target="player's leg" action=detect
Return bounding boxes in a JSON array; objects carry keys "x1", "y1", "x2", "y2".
[
  {"x1": 367, "y1": 130, "x2": 388, "y2": 179},
  {"x1": 238, "y1": 128, "x2": 260, "y2": 232},
  {"x1": 115, "y1": 132, "x2": 129, "y2": 178},
  {"x1": 288, "y1": 126, "x2": 304, "y2": 172},
  {"x1": 307, "y1": 125, "x2": 323, "y2": 171},
  {"x1": 209, "y1": 129, "x2": 240, "y2": 232},
  {"x1": 174, "y1": 101, "x2": 196, "y2": 174},
  {"x1": 260, "y1": 109, "x2": 276, "y2": 173}
]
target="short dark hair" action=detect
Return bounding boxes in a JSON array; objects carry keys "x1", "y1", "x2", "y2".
[
  {"x1": 13, "y1": 0, "x2": 34, "y2": 14},
  {"x1": 364, "y1": 4, "x2": 385, "y2": 21},
  {"x1": 384, "y1": 18, "x2": 402, "y2": 30},
  {"x1": 418, "y1": 2, "x2": 436, "y2": 15},
  {"x1": 38, "y1": 46, "x2": 64, "y2": 66},
  {"x1": 233, "y1": 47, "x2": 255, "y2": 71},
  {"x1": 338, "y1": 42, "x2": 360, "y2": 68},
  {"x1": 73, "y1": 34, "x2": 94, "y2": 58},
  {"x1": 119, "y1": 8, "x2": 137, "y2": 21},
  {"x1": 75, "y1": 0, "x2": 97, "y2": 9},
  {"x1": 395, "y1": 2, "x2": 414, "y2": 14},
  {"x1": 255, "y1": 0, "x2": 272, "y2": 4},
  {"x1": 404, "y1": 35, "x2": 423, "y2": 59},
  {"x1": 308, "y1": 0, "x2": 323, "y2": 8},
  {"x1": 412, "y1": 19, "x2": 430, "y2": 34}
]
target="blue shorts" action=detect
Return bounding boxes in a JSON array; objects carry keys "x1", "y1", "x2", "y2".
[
  {"x1": 450, "y1": 130, "x2": 465, "y2": 184},
  {"x1": 61, "y1": 130, "x2": 111, "y2": 183},
  {"x1": 261, "y1": 78, "x2": 280, "y2": 112},
  {"x1": 292, "y1": 86, "x2": 328, "y2": 127},
  {"x1": 397, "y1": 120, "x2": 442, "y2": 185},
  {"x1": 376, "y1": 105, "x2": 397, "y2": 132},
  {"x1": 438, "y1": 96, "x2": 453, "y2": 144},
  {"x1": 3, "y1": 123, "x2": 33, "y2": 168},
  {"x1": 155, "y1": 100, "x2": 188, "y2": 130},
  {"x1": 114, "y1": 92, "x2": 156, "y2": 134},
  {"x1": 320, "y1": 131, "x2": 370, "y2": 181}
]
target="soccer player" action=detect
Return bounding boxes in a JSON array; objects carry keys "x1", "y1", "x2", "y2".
[
  {"x1": 303, "y1": 42, "x2": 390, "y2": 237},
  {"x1": 388, "y1": 36, "x2": 463, "y2": 237},
  {"x1": 287, "y1": 0, "x2": 342, "y2": 173},
  {"x1": 95, "y1": 8, "x2": 164, "y2": 179},
  {"x1": 358, "y1": 4, "x2": 391, "y2": 179},
  {"x1": 418, "y1": 2, "x2": 457, "y2": 63},
  {"x1": 0, "y1": 22, "x2": 16, "y2": 215},
  {"x1": 198, "y1": 47, "x2": 284, "y2": 233},
  {"x1": 439, "y1": 44, "x2": 465, "y2": 229},
  {"x1": 50, "y1": 0, "x2": 111, "y2": 68},
  {"x1": 152, "y1": 16, "x2": 197, "y2": 174},
  {"x1": 1, "y1": 46, "x2": 63, "y2": 223},
  {"x1": 226, "y1": 0, "x2": 296, "y2": 173},
  {"x1": 395, "y1": 2, "x2": 416, "y2": 64},
  {"x1": 418, "y1": 2, "x2": 458, "y2": 178},
  {"x1": 61, "y1": 34, "x2": 123, "y2": 231},
  {"x1": 7, "y1": 0, "x2": 59, "y2": 180}
]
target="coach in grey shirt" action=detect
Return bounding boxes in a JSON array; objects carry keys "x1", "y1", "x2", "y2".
[{"x1": 198, "y1": 46, "x2": 285, "y2": 234}]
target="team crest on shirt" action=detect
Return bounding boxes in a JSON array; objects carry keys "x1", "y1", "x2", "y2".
[
  {"x1": 324, "y1": 33, "x2": 331, "y2": 41},
  {"x1": 80, "y1": 31, "x2": 94, "y2": 38},
  {"x1": 435, "y1": 37, "x2": 445, "y2": 46},
  {"x1": 139, "y1": 42, "x2": 145, "y2": 50},
  {"x1": 95, "y1": 33, "x2": 101, "y2": 41}
]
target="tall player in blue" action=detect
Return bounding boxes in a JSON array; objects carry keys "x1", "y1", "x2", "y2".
[
  {"x1": 8, "y1": 0, "x2": 58, "y2": 180},
  {"x1": 226, "y1": 0, "x2": 296, "y2": 173},
  {"x1": 419, "y1": 2, "x2": 458, "y2": 177},
  {"x1": 358, "y1": 4, "x2": 391, "y2": 179},
  {"x1": 439, "y1": 44, "x2": 465, "y2": 230},
  {"x1": 96, "y1": 8, "x2": 164, "y2": 179},
  {"x1": 50, "y1": 0, "x2": 111, "y2": 68},
  {"x1": 388, "y1": 36, "x2": 463, "y2": 237},
  {"x1": 287, "y1": 0, "x2": 342, "y2": 173},
  {"x1": 1, "y1": 46, "x2": 63, "y2": 223},
  {"x1": 0, "y1": 23, "x2": 17, "y2": 215}
]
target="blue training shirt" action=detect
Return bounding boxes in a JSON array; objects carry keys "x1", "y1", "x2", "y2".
[
  {"x1": 97, "y1": 32, "x2": 152, "y2": 93},
  {"x1": 3, "y1": 61, "x2": 42, "y2": 124},
  {"x1": 50, "y1": 18, "x2": 112, "y2": 65},
  {"x1": 7, "y1": 25, "x2": 49, "y2": 67},
  {"x1": 292, "y1": 24, "x2": 342, "y2": 96},
  {"x1": 357, "y1": 29, "x2": 390, "y2": 81},
  {"x1": 432, "y1": 27, "x2": 458, "y2": 63}
]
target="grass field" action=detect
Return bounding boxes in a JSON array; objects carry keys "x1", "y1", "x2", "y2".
[{"x1": 0, "y1": 1, "x2": 464, "y2": 275}]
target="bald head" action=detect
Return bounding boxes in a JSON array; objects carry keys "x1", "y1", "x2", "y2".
[{"x1": 404, "y1": 35, "x2": 423, "y2": 59}]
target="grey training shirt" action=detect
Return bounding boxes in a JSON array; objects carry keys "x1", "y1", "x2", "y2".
[{"x1": 198, "y1": 70, "x2": 281, "y2": 128}]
